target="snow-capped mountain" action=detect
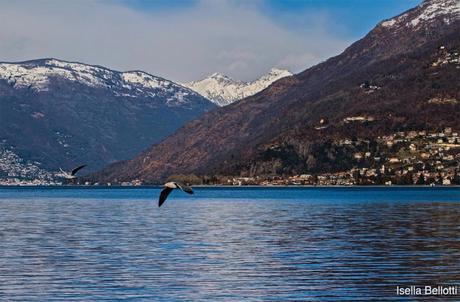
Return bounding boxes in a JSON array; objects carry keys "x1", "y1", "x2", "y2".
[
  {"x1": 184, "y1": 68, "x2": 292, "y2": 106},
  {"x1": 0, "y1": 58, "x2": 215, "y2": 176},
  {"x1": 0, "y1": 59, "x2": 205, "y2": 108},
  {"x1": 379, "y1": 0, "x2": 459, "y2": 30}
]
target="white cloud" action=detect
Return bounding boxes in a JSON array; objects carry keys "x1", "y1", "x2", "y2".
[{"x1": 0, "y1": 0, "x2": 351, "y2": 82}]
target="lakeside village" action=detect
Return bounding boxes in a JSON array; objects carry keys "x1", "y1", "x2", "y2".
[
  {"x1": 225, "y1": 127, "x2": 460, "y2": 186},
  {"x1": 1, "y1": 127, "x2": 459, "y2": 186}
]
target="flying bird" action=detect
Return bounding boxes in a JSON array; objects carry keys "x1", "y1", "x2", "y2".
[
  {"x1": 159, "y1": 182, "x2": 194, "y2": 207},
  {"x1": 59, "y1": 164, "x2": 87, "y2": 179}
]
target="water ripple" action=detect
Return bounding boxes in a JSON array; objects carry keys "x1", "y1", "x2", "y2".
[{"x1": 0, "y1": 188, "x2": 459, "y2": 301}]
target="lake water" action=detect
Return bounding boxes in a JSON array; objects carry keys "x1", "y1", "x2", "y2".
[{"x1": 0, "y1": 187, "x2": 459, "y2": 301}]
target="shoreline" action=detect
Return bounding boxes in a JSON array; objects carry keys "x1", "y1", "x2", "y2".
[{"x1": 1, "y1": 184, "x2": 459, "y2": 189}]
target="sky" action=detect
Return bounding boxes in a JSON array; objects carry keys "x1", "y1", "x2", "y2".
[{"x1": 0, "y1": 0, "x2": 420, "y2": 82}]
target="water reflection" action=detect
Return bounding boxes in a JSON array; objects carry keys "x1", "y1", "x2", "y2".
[{"x1": 0, "y1": 188, "x2": 459, "y2": 301}]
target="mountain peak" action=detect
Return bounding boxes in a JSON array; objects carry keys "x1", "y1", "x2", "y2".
[
  {"x1": 209, "y1": 72, "x2": 231, "y2": 79},
  {"x1": 380, "y1": 0, "x2": 459, "y2": 29},
  {"x1": 184, "y1": 68, "x2": 292, "y2": 106}
]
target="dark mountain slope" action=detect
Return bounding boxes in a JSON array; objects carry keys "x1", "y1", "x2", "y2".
[
  {"x1": 93, "y1": 0, "x2": 460, "y2": 183},
  {"x1": 0, "y1": 59, "x2": 215, "y2": 173}
]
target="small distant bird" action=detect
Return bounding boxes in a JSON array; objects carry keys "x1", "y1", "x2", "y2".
[
  {"x1": 59, "y1": 164, "x2": 87, "y2": 179},
  {"x1": 159, "y1": 182, "x2": 193, "y2": 207}
]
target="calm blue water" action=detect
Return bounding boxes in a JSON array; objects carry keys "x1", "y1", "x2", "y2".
[{"x1": 0, "y1": 187, "x2": 459, "y2": 301}]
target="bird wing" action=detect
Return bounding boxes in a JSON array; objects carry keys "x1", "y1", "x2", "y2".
[
  {"x1": 159, "y1": 187, "x2": 174, "y2": 207},
  {"x1": 70, "y1": 164, "x2": 87, "y2": 176},
  {"x1": 175, "y1": 182, "x2": 194, "y2": 194}
]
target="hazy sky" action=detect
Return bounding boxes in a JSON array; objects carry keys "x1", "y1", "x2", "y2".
[{"x1": 0, "y1": 0, "x2": 419, "y2": 82}]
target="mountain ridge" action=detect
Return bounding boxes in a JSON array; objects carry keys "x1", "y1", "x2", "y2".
[
  {"x1": 184, "y1": 68, "x2": 292, "y2": 106},
  {"x1": 0, "y1": 58, "x2": 215, "y2": 178},
  {"x1": 0, "y1": 58, "x2": 206, "y2": 107}
]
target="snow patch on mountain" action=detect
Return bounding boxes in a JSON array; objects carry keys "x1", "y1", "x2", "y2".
[
  {"x1": 381, "y1": 19, "x2": 397, "y2": 27},
  {"x1": 0, "y1": 59, "x2": 204, "y2": 107},
  {"x1": 380, "y1": 0, "x2": 459, "y2": 29},
  {"x1": 410, "y1": 0, "x2": 460, "y2": 26},
  {"x1": 184, "y1": 68, "x2": 292, "y2": 106}
]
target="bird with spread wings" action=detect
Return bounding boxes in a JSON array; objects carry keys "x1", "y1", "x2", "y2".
[{"x1": 159, "y1": 182, "x2": 194, "y2": 207}]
